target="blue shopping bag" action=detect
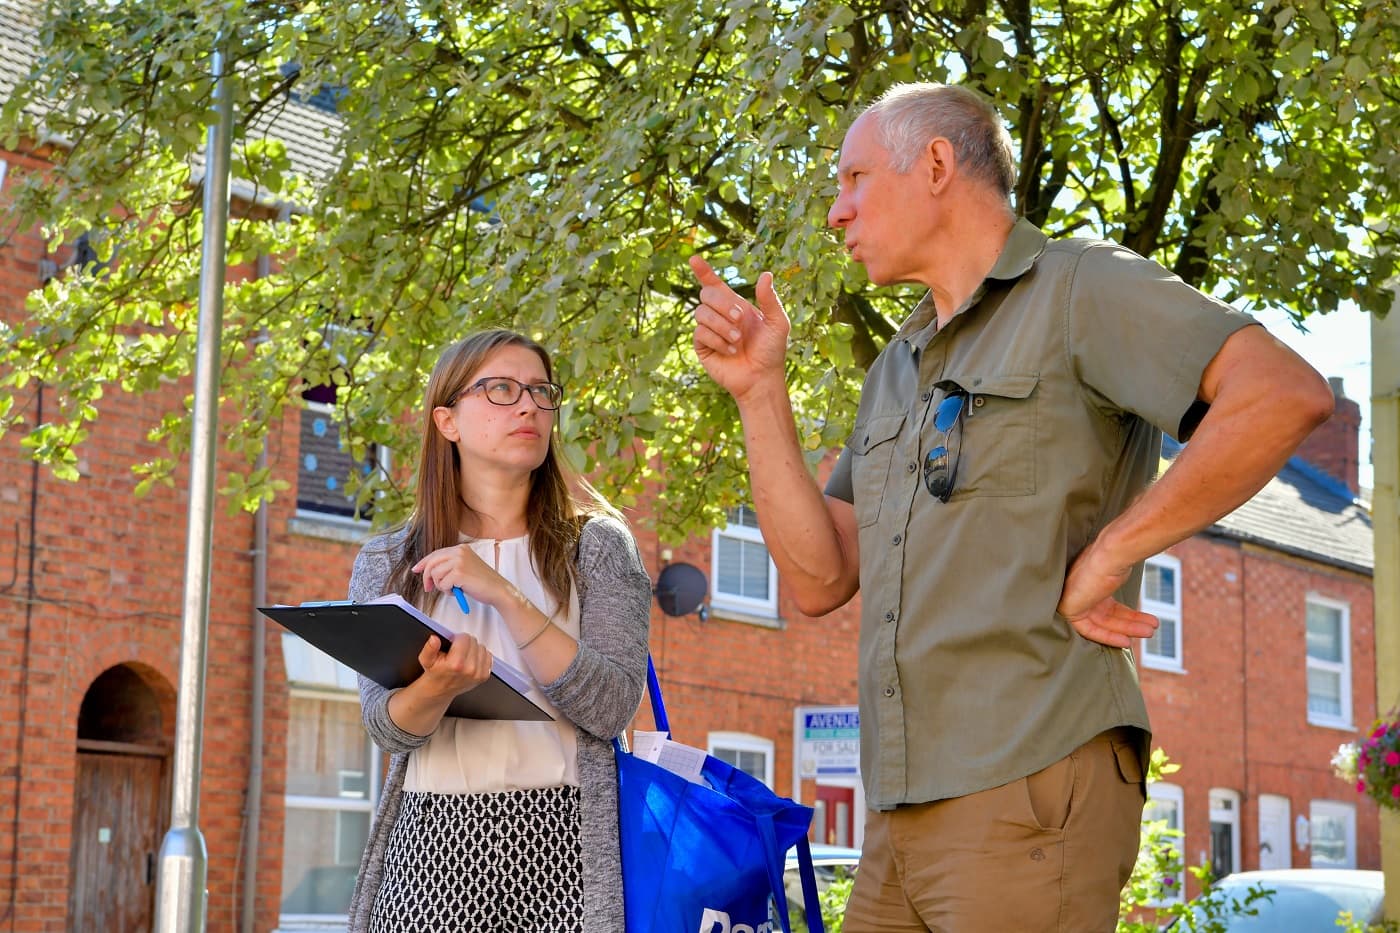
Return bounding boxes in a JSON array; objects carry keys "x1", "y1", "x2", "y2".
[{"x1": 615, "y1": 659, "x2": 825, "y2": 933}]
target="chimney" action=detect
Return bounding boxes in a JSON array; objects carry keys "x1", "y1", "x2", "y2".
[{"x1": 1294, "y1": 376, "x2": 1361, "y2": 494}]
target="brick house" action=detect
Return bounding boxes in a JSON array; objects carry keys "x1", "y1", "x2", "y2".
[
  {"x1": 0, "y1": 237, "x2": 1376, "y2": 932},
  {"x1": 0, "y1": 8, "x2": 1380, "y2": 931},
  {"x1": 1136, "y1": 383, "x2": 1378, "y2": 899},
  {"x1": 0, "y1": 85, "x2": 860, "y2": 933}
]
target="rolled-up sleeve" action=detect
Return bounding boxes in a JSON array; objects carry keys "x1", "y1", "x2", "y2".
[
  {"x1": 824, "y1": 447, "x2": 855, "y2": 503},
  {"x1": 1067, "y1": 243, "x2": 1257, "y2": 440}
]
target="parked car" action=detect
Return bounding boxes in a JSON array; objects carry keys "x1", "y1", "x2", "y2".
[
  {"x1": 780, "y1": 843, "x2": 861, "y2": 930},
  {"x1": 1165, "y1": 869, "x2": 1385, "y2": 931}
]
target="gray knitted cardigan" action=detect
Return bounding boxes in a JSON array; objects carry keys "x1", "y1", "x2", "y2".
[{"x1": 344, "y1": 515, "x2": 652, "y2": 933}]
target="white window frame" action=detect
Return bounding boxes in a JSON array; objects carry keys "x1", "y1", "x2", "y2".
[
  {"x1": 1144, "y1": 782, "x2": 1185, "y2": 904},
  {"x1": 294, "y1": 399, "x2": 391, "y2": 526},
  {"x1": 708, "y1": 731, "x2": 775, "y2": 789},
  {"x1": 1304, "y1": 595, "x2": 1352, "y2": 729},
  {"x1": 1208, "y1": 788, "x2": 1242, "y2": 879},
  {"x1": 1139, "y1": 554, "x2": 1183, "y2": 671},
  {"x1": 279, "y1": 685, "x2": 383, "y2": 929},
  {"x1": 1308, "y1": 800, "x2": 1357, "y2": 869},
  {"x1": 710, "y1": 507, "x2": 779, "y2": 618}
]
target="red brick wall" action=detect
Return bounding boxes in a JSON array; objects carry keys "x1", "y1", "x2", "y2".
[
  {"x1": 0, "y1": 144, "x2": 290, "y2": 931},
  {"x1": 1141, "y1": 535, "x2": 1379, "y2": 896},
  {"x1": 631, "y1": 451, "x2": 860, "y2": 803},
  {"x1": 0, "y1": 135, "x2": 1380, "y2": 929}
]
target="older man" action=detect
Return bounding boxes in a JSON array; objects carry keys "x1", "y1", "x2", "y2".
[{"x1": 689, "y1": 82, "x2": 1333, "y2": 932}]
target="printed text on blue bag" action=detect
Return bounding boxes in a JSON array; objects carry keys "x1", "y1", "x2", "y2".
[{"x1": 699, "y1": 908, "x2": 776, "y2": 933}]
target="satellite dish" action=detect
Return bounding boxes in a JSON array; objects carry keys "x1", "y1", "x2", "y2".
[{"x1": 654, "y1": 562, "x2": 708, "y2": 618}]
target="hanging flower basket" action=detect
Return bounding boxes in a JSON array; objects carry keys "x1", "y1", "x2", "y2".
[{"x1": 1332, "y1": 714, "x2": 1400, "y2": 812}]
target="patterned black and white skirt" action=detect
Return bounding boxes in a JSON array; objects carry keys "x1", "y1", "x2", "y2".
[{"x1": 368, "y1": 784, "x2": 585, "y2": 933}]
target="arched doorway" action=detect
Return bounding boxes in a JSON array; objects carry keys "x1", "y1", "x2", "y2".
[{"x1": 67, "y1": 664, "x2": 173, "y2": 932}]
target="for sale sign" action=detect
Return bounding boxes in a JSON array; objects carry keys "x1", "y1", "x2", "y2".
[{"x1": 794, "y1": 706, "x2": 860, "y2": 778}]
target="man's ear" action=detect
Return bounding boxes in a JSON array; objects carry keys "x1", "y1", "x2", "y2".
[
  {"x1": 431, "y1": 405, "x2": 460, "y2": 442},
  {"x1": 925, "y1": 137, "x2": 955, "y2": 194}
]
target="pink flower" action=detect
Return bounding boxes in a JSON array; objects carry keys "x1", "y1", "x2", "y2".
[
  {"x1": 1374, "y1": 724, "x2": 1389, "y2": 739},
  {"x1": 1359, "y1": 752, "x2": 1371, "y2": 767},
  {"x1": 1387, "y1": 751, "x2": 1400, "y2": 767},
  {"x1": 1393, "y1": 784, "x2": 1400, "y2": 800},
  {"x1": 1358, "y1": 780, "x2": 1368, "y2": 793}
]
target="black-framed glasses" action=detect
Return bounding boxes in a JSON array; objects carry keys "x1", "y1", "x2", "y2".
[
  {"x1": 447, "y1": 376, "x2": 564, "y2": 410},
  {"x1": 923, "y1": 388, "x2": 967, "y2": 502}
]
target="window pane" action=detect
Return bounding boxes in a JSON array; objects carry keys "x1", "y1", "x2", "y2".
[
  {"x1": 736, "y1": 749, "x2": 766, "y2": 779},
  {"x1": 1307, "y1": 669, "x2": 1343, "y2": 717},
  {"x1": 1310, "y1": 812, "x2": 1352, "y2": 868},
  {"x1": 286, "y1": 697, "x2": 370, "y2": 798},
  {"x1": 714, "y1": 747, "x2": 767, "y2": 782},
  {"x1": 716, "y1": 535, "x2": 771, "y2": 601},
  {"x1": 1145, "y1": 618, "x2": 1177, "y2": 660},
  {"x1": 739, "y1": 540, "x2": 769, "y2": 600},
  {"x1": 1143, "y1": 794, "x2": 1184, "y2": 903},
  {"x1": 1145, "y1": 798, "x2": 1180, "y2": 831},
  {"x1": 1144, "y1": 564, "x2": 1176, "y2": 606},
  {"x1": 716, "y1": 536, "x2": 743, "y2": 595},
  {"x1": 728, "y1": 505, "x2": 760, "y2": 529},
  {"x1": 1306, "y1": 603, "x2": 1343, "y2": 662},
  {"x1": 280, "y1": 808, "x2": 367, "y2": 915}
]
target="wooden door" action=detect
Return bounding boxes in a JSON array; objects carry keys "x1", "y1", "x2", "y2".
[
  {"x1": 815, "y1": 784, "x2": 855, "y2": 847},
  {"x1": 67, "y1": 751, "x2": 164, "y2": 932}
]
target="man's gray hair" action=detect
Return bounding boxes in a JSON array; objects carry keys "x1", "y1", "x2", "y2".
[{"x1": 865, "y1": 83, "x2": 1017, "y2": 198}]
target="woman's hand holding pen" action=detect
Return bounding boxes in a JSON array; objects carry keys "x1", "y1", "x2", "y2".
[
  {"x1": 415, "y1": 542, "x2": 578, "y2": 687},
  {"x1": 413, "y1": 543, "x2": 510, "y2": 610},
  {"x1": 382, "y1": 544, "x2": 505, "y2": 735}
]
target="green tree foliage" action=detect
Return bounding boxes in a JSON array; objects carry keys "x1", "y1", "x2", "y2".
[
  {"x1": 1, "y1": 0, "x2": 1396, "y2": 533},
  {"x1": 1118, "y1": 750, "x2": 1275, "y2": 932}
]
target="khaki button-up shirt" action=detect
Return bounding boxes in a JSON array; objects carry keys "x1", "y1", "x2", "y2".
[{"x1": 825, "y1": 219, "x2": 1256, "y2": 808}]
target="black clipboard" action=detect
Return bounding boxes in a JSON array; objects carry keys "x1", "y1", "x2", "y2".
[{"x1": 259, "y1": 594, "x2": 553, "y2": 722}]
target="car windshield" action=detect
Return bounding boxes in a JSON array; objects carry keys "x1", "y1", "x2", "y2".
[{"x1": 1193, "y1": 878, "x2": 1383, "y2": 931}]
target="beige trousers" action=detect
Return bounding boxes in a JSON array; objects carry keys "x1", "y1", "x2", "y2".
[{"x1": 843, "y1": 727, "x2": 1147, "y2": 933}]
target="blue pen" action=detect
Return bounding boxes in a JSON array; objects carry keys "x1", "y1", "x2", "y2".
[{"x1": 452, "y1": 586, "x2": 471, "y2": 615}]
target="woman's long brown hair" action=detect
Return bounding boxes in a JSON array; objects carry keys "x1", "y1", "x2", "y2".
[{"x1": 383, "y1": 330, "x2": 617, "y2": 612}]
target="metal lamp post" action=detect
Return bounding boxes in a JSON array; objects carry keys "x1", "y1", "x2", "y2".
[{"x1": 152, "y1": 34, "x2": 235, "y2": 933}]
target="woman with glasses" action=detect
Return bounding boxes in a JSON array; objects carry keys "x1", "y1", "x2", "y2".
[{"x1": 345, "y1": 330, "x2": 652, "y2": 933}]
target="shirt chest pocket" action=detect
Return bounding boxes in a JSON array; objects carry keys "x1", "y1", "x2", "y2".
[
  {"x1": 849, "y1": 412, "x2": 907, "y2": 528},
  {"x1": 941, "y1": 373, "x2": 1039, "y2": 500}
]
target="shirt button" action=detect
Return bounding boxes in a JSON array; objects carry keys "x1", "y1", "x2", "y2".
[
  {"x1": 892, "y1": 534, "x2": 902, "y2": 546},
  {"x1": 920, "y1": 390, "x2": 931, "y2": 402},
  {"x1": 906, "y1": 461, "x2": 917, "y2": 473},
  {"x1": 973, "y1": 396, "x2": 986, "y2": 408},
  {"x1": 883, "y1": 686, "x2": 896, "y2": 698},
  {"x1": 884, "y1": 610, "x2": 895, "y2": 622}
]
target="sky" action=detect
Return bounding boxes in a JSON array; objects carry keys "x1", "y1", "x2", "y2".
[{"x1": 1252, "y1": 303, "x2": 1375, "y2": 491}]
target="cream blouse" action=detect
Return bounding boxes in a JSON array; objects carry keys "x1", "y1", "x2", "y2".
[{"x1": 403, "y1": 534, "x2": 580, "y2": 794}]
